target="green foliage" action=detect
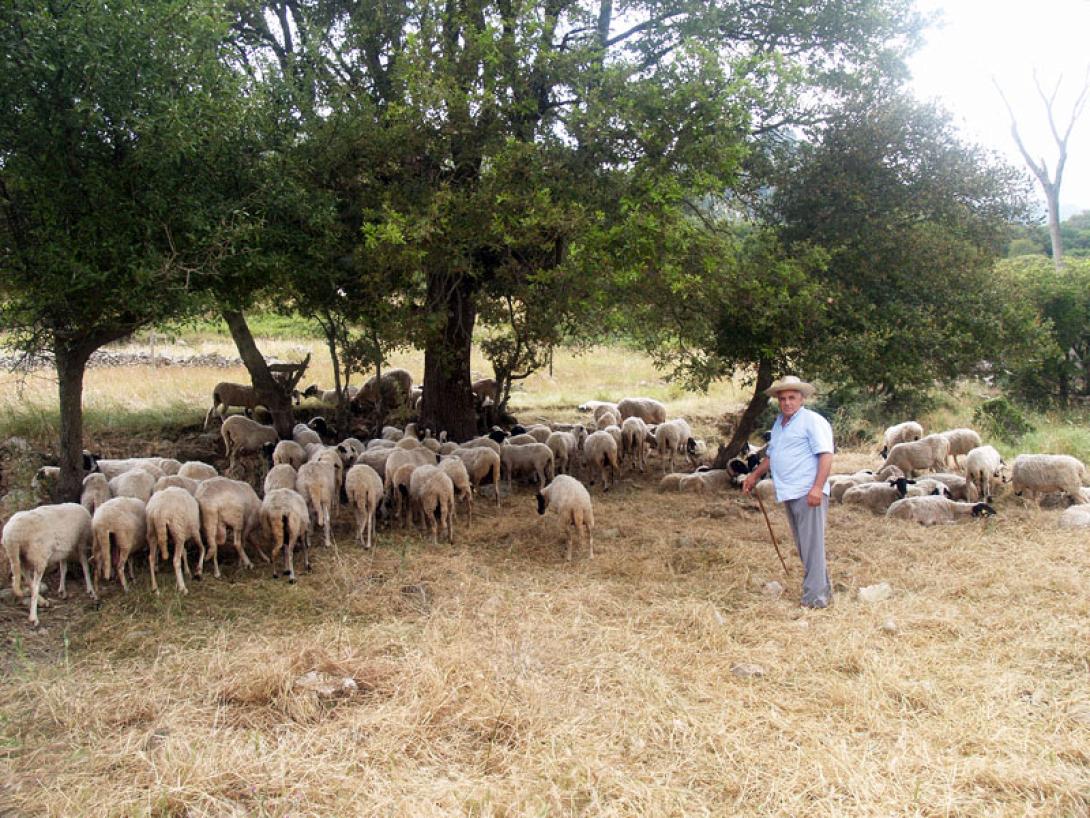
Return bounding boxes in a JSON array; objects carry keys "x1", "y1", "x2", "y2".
[
  {"x1": 973, "y1": 397, "x2": 1035, "y2": 444},
  {"x1": 1060, "y1": 210, "x2": 1090, "y2": 258}
]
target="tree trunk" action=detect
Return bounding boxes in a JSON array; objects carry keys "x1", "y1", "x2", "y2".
[
  {"x1": 55, "y1": 342, "x2": 94, "y2": 503},
  {"x1": 420, "y1": 274, "x2": 478, "y2": 441},
  {"x1": 223, "y1": 309, "x2": 294, "y2": 438},
  {"x1": 1045, "y1": 182, "x2": 1064, "y2": 268},
  {"x1": 712, "y1": 357, "x2": 774, "y2": 468}
]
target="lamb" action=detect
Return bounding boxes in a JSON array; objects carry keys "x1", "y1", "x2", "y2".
[
  {"x1": 1010, "y1": 454, "x2": 1090, "y2": 506},
  {"x1": 296, "y1": 460, "x2": 337, "y2": 548},
  {"x1": 154, "y1": 475, "x2": 200, "y2": 496},
  {"x1": 879, "y1": 435, "x2": 950, "y2": 478},
  {"x1": 964, "y1": 445, "x2": 1006, "y2": 501},
  {"x1": 144, "y1": 487, "x2": 203, "y2": 595},
  {"x1": 886, "y1": 496, "x2": 996, "y2": 525},
  {"x1": 939, "y1": 428, "x2": 983, "y2": 469},
  {"x1": 2, "y1": 503, "x2": 96, "y2": 626},
  {"x1": 500, "y1": 442, "x2": 555, "y2": 492},
  {"x1": 92, "y1": 497, "x2": 147, "y2": 593},
  {"x1": 653, "y1": 419, "x2": 697, "y2": 473},
  {"x1": 108, "y1": 468, "x2": 157, "y2": 503},
  {"x1": 345, "y1": 464, "x2": 384, "y2": 549},
  {"x1": 177, "y1": 461, "x2": 219, "y2": 481},
  {"x1": 582, "y1": 430, "x2": 619, "y2": 491},
  {"x1": 536, "y1": 475, "x2": 595, "y2": 561},
  {"x1": 221, "y1": 416, "x2": 279, "y2": 473},
  {"x1": 453, "y1": 446, "x2": 502, "y2": 507},
  {"x1": 265, "y1": 439, "x2": 307, "y2": 470},
  {"x1": 617, "y1": 397, "x2": 668, "y2": 426},
  {"x1": 80, "y1": 472, "x2": 112, "y2": 516},
  {"x1": 620, "y1": 416, "x2": 650, "y2": 473},
  {"x1": 261, "y1": 488, "x2": 311, "y2": 582},
  {"x1": 204, "y1": 382, "x2": 261, "y2": 430},
  {"x1": 545, "y1": 431, "x2": 578, "y2": 476},
  {"x1": 842, "y1": 478, "x2": 914, "y2": 513},
  {"x1": 437, "y1": 456, "x2": 474, "y2": 524},
  {"x1": 194, "y1": 477, "x2": 264, "y2": 577},
  {"x1": 264, "y1": 464, "x2": 298, "y2": 494},
  {"x1": 404, "y1": 465, "x2": 455, "y2": 545},
  {"x1": 879, "y1": 421, "x2": 925, "y2": 458}
]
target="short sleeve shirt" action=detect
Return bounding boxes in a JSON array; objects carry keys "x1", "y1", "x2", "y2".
[{"x1": 767, "y1": 405, "x2": 834, "y2": 502}]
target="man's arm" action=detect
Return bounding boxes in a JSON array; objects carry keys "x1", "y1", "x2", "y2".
[
  {"x1": 806, "y1": 452, "x2": 834, "y2": 507},
  {"x1": 741, "y1": 458, "x2": 770, "y2": 494}
]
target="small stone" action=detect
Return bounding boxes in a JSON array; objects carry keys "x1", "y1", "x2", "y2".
[
  {"x1": 731, "y1": 662, "x2": 766, "y2": 678},
  {"x1": 796, "y1": 619, "x2": 811, "y2": 629},
  {"x1": 762, "y1": 580, "x2": 784, "y2": 599},
  {"x1": 880, "y1": 618, "x2": 898, "y2": 634},
  {"x1": 858, "y1": 582, "x2": 892, "y2": 603},
  {"x1": 293, "y1": 671, "x2": 358, "y2": 699}
]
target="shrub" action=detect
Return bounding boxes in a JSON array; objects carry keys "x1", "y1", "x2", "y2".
[{"x1": 973, "y1": 397, "x2": 1034, "y2": 443}]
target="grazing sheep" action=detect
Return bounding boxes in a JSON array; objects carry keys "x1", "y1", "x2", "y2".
[
  {"x1": 536, "y1": 475, "x2": 595, "y2": 561},
  {"x1": 462, "y1": 436, "x2": 503, "y2": 455},
  {"x1": 264, "y1": 464, "x2": 298, "y2": 494},
  {"x1": 653, "y1": 419, "x2": 697, "y2": 473},
  {"x1": 296, "y1": 461, "x2": 336, "y2": 548},
  {"x1": 879, "y1": 435, "x2": 950, "y2": 478},
  {"x1": 265, "y1": 439, "x2": 307, "y2": 470},
  {"x1": 405, "y1": 465, "x2": 455, "y2": 545},
  {"x1": 590, "y1": 403, "x2": 619, "y2": 422},
  {"x1": 336, "y1": 437, "x2": 366, "y2": 464},
  {"x1": 964, "y1": 445, "x2": 1006, "y2": 501},
  {"x1": 583, "y1": 431, "x2": 619, "y2": 491},
  {"x1": 92, "y1": 497, "x2": 147, "y2": 593},
  {"x1": 506, "y1": 433, "x2": 539, "y2": 446},
  {"x1": 204, "y1": 382, "x2": 262, "y2": 430},
  {"x1": 438, "y1": 441, "x2": 460, "y2": 456},
  {"x1": 355, "y1": 447, "x2": 393, "y2": 481},
  {"x1": 842, "y1": 478, "x2": 914, "y2": 513},
  {"x1": 437, "y1": 456, "x2": 474, "y2": 524},
  {"x1": 500, "y1": 442, "x2": 555, "y2": 492},
  {"x1": 80, "y1": 472, "x2": 112, "y2": 516},
  {"x1": 177, "y1": 461, "x2": 219, "y2": 482},
  {"x1": 879, "y1": 421, "x2": 925, "y2": 458},
  {"x1": 387, "y1": 462, "x2": 419, "y2": 525},
  {"x1": 292, "y1": 423, "x2": 322, "y2": 448},
  {"x1": 144, "y1": 487, "x2": 203, "y2": 595},
  {"x1": 620, "y1": 416, "x2": 650, "y2": 473},
  {"x1": 617, "y1": 397, "x2": 668, "y2": 426},
  {"x1": 595, "y1": 409, "x2": 621, "y2": 429},
  {"x1": 522, "y1": 424, "x2": 552, "y2": 444},
  {"x1": 380, "y1": 425, "x2": 404, "y2": 441},
  {"x1": 384, "y1": 447, "x2": 438, "y2": 494},
  {"x1": 545, "y1": 431, "x2": 578, "y2": 476},
  {"x1": 309, "y1": 446, "x2": 345, "y2": 511},
  {"x1": 261, "y1": 488, "x2": 311, "y2": 583},
  {"x1": 939, "y1": 428, "x2": 983, "y2": 469},
  {"x1": 1011, "y1": 454, "x2": 1090, "y2": 507},
  {"x1": 108, "y1": 469, "x2": 157, "y2": 503},
  {"x1": 221, "y1": 416, "x2": 279, "y2": 474},
  {"x1": 396, "y1": 436, "x2": 424, "y2": 450},
  {"x1": 886, "y1": 496, "x2": 996, "y2": 525},
  {"x1": 31, "y1": 467, "x2": 61, "y2": 503},
  {"x1": 453, "y1": 446, "x2": 502, "y2": 507},
  {"x1": 345, "y1": 464, "x2": 384, "y2": 549},
  {"x1": 194, "y1": 477, "x2": 264, "y2": 577},
  {"x1": 154, "y1": 475, "x2": 200, "y2": 496},
  {"x1": 367, "y1": 438, "x2": 397, "y2": 450},
  {"x1": 2, "y1": 503, "x2": 95, "y2": 626}
]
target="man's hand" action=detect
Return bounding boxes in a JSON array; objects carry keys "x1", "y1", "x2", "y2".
[
  {"x1": 742, "y1": 474, "x2": 757, "y2": 495},
  {"x1": 806, "y1": 486, "x2": 823, "y2": 507}
]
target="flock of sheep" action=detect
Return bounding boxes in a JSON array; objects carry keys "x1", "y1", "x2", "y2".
[{"x1": 5, "y1": 373, "x2": 1090, "y2": 628}]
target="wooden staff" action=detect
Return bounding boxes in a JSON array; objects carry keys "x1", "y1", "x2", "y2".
[{"x1": 755, "y1": 491, "x2": 790, "y2": 577}]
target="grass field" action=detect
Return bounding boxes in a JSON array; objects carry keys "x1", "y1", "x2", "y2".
[{"x1": 1, "y1": 339, "x2": 1090, "y2": 816}]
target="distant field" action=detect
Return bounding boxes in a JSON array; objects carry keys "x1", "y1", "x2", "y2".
[{"x1": 2, "y1": 335, "x2": 1090, "y2": 816}]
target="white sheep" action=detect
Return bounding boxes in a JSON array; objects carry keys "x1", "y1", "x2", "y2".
[
  {"x1": 583, "y1": 430, "x2": 619, "y2": 491},
  {"x1": 2, "y1": 503, "x2": 95, "y2": 626},
  {"x1": 144, "y1": 487, "x2": 203, "y2": 595},
  {"x1": 886, "y1": 496, "x2": 996, "y2": 525},
  {"x1": 268, "y1": 439, "x2": 307, "y2": 470},
  {"x1": 204, "y1": 382, "x2": 262, "y2": 430},
  {"x1": 879, "y1": 421, "x2": 924, "y2": 457},
  {"x1": 653, "y1": 418, "x2": 696, "y2": 473},
  {"x1": 221, "y1": 416, "x2": 279, "y2": 474},
  {"x1": 536, "y1": 475, "x2": 595, "y2": 561},
  {"x1": 472, "y1": 377, "x2": 498, "y2": 405},
  {"x1": 264, "y1": 463, "x2": 298, "y2": 494},
  {"x1": 355, "y1": 447, "x2": 393, "y2": 481},
  {"x1": 108, "y1": 468, "x2": 157, "y2": 503},
  {"x1": 195, "y1": 477, "x2": 265, "y2": 577},
  {"x1": 353, "y1": 368, "x2": 414, "y2": 408},
  {"x1": 620, "y1": 416, "x2": 650, "y2": 473},
  {"x1": 879, "y1": 435, "x2": 950, "y2": 478},
  {"x1": 545, "y1": 431, "x2": 578, "y2": 476},
  {"x1": 345, "y1": 464, "x2": 384, "y2": 549},
  {"x1": 438, "y1": 456, "x2": 474, "y2": 524},
  {"x1": 154, "y1": 474, "x2": 200, "y2": 496},
  {"x1": 177, "y1": 461, "x2": 219, "y2": 481},
  {"x1": 617, "y1": 397, "x2": 667, "y2": 426},
  {"x1": 292, "y1": 423, "x2": 322, "y2": 448},
  {"x1": 500, "y1": 442, "x2": 555, "y2": 492},
  {"x1": 380, "y1": 425, "x2": 404, "y2": 441},
  {"x1": 453, "y1": 446, "x2": 502, "y2": 507},
  {"x1": 261, "y1": 488, "x2": 311, "y2": 583},
  {"x1": 461, "y1": 437, "x2": 503, "y2": 455},
  {"x1": 1010, "y1": 454, "x2": 1090, "y2": 506},
  {"x1": 595, "y1": 409, "x2": 621, "y2": 429},
  {"x1": 964, "y1": 445, "x2": 1006, "y2": 501},
  {"x1": 296, "y1": 460, "x2": 336, "y2": 548},
  {"x1": 842, "y1": 478, "x2": 914, "y2": 513},
  {"x1": 1058, "y1": 504, "x2": 1090, "y2": 529},
  {"x1": 406, "y1": 465, "x2": 455, "y2": 545},
  {"x1": 92, "y1": 497, "x2": 147, "y2": 593},
  {"x1": 523, "y1": 424, "x2": 552, "y2": 444},
  {"x1": 939, "y1": 428, "x2": 983, "y2": 469},
  {"x1": 677, "y1": 469, "x2": 734, "y2": 494},
  {"x1": 80, "y1": 472, "x2": 112, "y2": 516}
]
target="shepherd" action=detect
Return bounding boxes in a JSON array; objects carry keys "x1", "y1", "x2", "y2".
[{"x1": 742, "y1": 376, "x2": 834, "y2": 608}]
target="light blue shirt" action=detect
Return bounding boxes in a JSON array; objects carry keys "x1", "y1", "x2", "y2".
[{"x1": 767, "y1": 405, "x2": 834, "y2": 502}]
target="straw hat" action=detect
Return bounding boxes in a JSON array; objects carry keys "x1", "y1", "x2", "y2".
[{"x1": 765, "y1": 375, "x2": 816, "y2": 399}]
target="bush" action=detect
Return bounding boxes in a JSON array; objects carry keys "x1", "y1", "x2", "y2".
[{"x1": 973, "y1": 397, "x2": 1034, "y2": 443}]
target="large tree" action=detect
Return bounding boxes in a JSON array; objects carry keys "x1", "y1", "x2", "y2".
[{"x1": 0, "y1": 0, "x2": 248, "y2": 499}]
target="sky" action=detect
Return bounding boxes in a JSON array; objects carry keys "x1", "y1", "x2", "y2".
[{"x1": 908, "y1": 0, "x2": 1090, "y2": 218}]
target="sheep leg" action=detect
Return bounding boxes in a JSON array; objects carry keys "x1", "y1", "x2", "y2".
[
  {"x1": 323, "y1": 506, "x2": 332, "y2": 549},
  {"x1": 284, "y1": 531, "x2": 296, "y2": 584},
  {"x1": 148, "y1": 534, "x2": 160, "y2": 595},
  {"x1": 56, "y1": 559, "x2": 68, "y2": 599},
  {"x1": 27, "y1": 566, "x2": 46, "y2": 627},
  {"x1": 447, "y1": 499, "x2": 454, "y2": 545},
  {"x1": 79, "y1": 546, "x2": 95, "y2": 601},
  {"x1": 118, "y1": 553, "x2": 130, "y2": 593},
  {"x1": 173, "y1": 536, "x2": 189, "y2": 595}
]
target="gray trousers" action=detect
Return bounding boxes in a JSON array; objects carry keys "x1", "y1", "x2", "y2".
[{"x1": 784, "y1": 495, "x2": 831, "y2": 607}]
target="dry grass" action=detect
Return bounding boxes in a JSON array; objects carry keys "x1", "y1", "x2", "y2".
[{"x1": 3, "y1": 346, "x2": 1090, "y2": 815}]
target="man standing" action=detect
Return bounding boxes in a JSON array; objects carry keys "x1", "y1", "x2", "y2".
[{"x1": 742, "y1": 376, "x2": 834, "y2": 608}]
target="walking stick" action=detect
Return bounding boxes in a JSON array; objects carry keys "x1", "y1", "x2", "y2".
[{"x1": 755, "y1": 492, "x2": 790, "y2": 577}]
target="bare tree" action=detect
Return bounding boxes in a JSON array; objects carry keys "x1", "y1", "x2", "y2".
[{"x1": 995, "y1": 68, "x2": 1090, "y2": 268}]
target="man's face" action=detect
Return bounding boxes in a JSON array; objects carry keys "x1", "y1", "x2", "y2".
[{"x1": 777, "y1": 389, "x2": 803, "y2": 418}]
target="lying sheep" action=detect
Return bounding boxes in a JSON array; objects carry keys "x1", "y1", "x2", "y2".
[
  {"x1": 620, "y1": 416, "x2": 650, "y2": 473},
  {"x1": 92, "y1": 497, "x2": 147, "y2": 594},
  {"x1": 345, "y1": 464, "x2": 384, "y2": 549},
  {"x1": 582, "y1": 431, "x2": 619, "y2": 491},
  {"x1": 264, "y1": 464, "x2": 298, "y2": 494},
  {"x1": 204, "y1": 382, "x2": 262, "y2": 430},
  {"x1": 879, "y1": 421, "x2": 924, "y2": 458},
  {"x1": 297, "y1": 461, "x2": 336, "y2": 549},
  {"x1": 1058, "y1": 504, "x2": 1090, "y2": 529},
  {"x1": 405, "y1": 465, "x2": 455, "y2": 545},
  {"x1": 536, "y1": 475, "x2": 595, "y2": 561},
  {"x1": 261, "y1": 488, "x2": 311, "y2": 582},
  {"x1": 2, "y1": 503, "x2": 96, "y2": 626},
  {"x1": 221, "y1": 416, "x2": 279, "y2": 474},
  {"x1": 145, "y1": 487, "x2": 203, "y2": 595},
  {"x1": 195, "y1": 477, "x2": 265, "y2": 577},
  {"x1": 829, "y1": 471, "x2": 875, "y2": 503},
  {"x1": 964, "y1": 445, "x2": 1006, "y2": 501},
  {"x1": 177, "y1": 461, "x2": 219, "y2": 482},
  {"x1": 842, "y1": 478, "x2": 914, "y2": 513},
  {"x1": 154, "y1": 474, "x2": 200, "y2": 496},
  {"x1": 81, "y1": 472, "x2": 112, "y2": 516},
  {"x1": 453, "y1": 446, "x2": 502, "y2": 507},
  {"x1": 500, "y1": 442, "x2": 555, "y2": 492},
  {"x1": 939, "y1": 428, "x2": 983, "y2": 469},
  {"x1": 886, "y1": 496, "x2": 996, "y2": 525},
  {"x1": 879, "y1": 435, "x2": 950, "y2": 478},
  {"x1": 1011, "y1": 454, "x2": 1090, "y2": 507},
  {"x1": 617, "y1": 397, "x2": 667, "y2": 426}
]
